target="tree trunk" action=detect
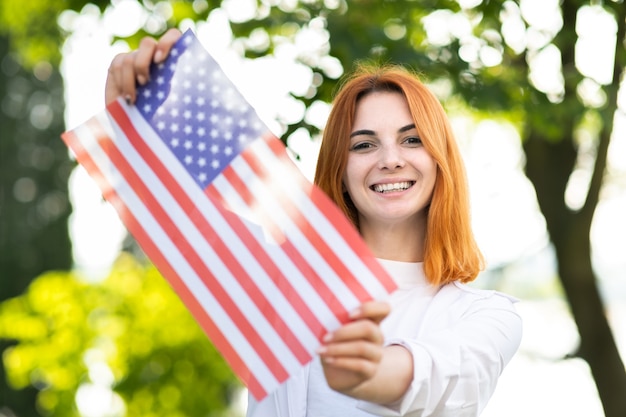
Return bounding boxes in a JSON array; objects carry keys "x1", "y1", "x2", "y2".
[
  {"x1": 524, "y1": 133, "x2": 626, "y2": 417},
  {"x1": 522, "y1": 1, "x2": 626, "y2": 414},
  {"x1": 0, "y1": 34, "x2": 73, "y2": 417}
]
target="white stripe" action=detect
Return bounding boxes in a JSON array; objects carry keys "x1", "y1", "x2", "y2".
[
  {"x1": 252, "y1": 139, "x2": 389, "y2": 298},
  {"x1": 82, "y1": 109, "x2": 281, "y2": 392},
  {"x1": 212, "y1": 172, "x2": 341, "y2": 331},
  {"x1": 103, "y1": 106, "x2": 305, "y2": 374},
  {"x1": 226, "y1": 150, "x2": 361, "y2": 311}
]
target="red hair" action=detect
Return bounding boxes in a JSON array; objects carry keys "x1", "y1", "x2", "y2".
[{"x1": 314, "y1": 64, "x2": 484, "y2": 285}]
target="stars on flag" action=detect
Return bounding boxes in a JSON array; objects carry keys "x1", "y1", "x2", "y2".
[{"x1": 135, "y1": 35, "x2": 266, "y2": 188}]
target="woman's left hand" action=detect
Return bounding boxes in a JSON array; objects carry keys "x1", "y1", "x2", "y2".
[{"x1": 317, "y1": 301, "x2": 390, "y2": 395}]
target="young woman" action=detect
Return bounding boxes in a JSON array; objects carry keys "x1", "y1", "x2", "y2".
[{"x1": 106, "y1": 28, "x2": 522, "y2": 417}]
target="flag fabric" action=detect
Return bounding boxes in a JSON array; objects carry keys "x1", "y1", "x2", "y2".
[{"x1": 62, "y1": 29, "x2": 397, "y2": 401}]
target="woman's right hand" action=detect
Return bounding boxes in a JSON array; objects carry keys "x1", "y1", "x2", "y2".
[{"x1": 105, "y1": 28, "x2": 183, "y2": 106}]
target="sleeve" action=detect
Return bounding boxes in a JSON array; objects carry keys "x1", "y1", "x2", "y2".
[{"x1": 356, "y1": 288, "x2": 523, "y2": 417}]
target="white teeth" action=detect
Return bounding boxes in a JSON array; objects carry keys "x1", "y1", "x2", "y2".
[{"x1": 373, "y1": 181, "x2": 413, "y2": 193}]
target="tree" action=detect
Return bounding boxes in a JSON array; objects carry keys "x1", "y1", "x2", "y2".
[
  {"x1": 519, "y1": 3, "x2": 626, "y2": 416},
  {"x1": 0, "y1": 2, "x2": 75, "y2": 308},
  {"x1": 0, "y1": 253, "x2": 240, "y2": 417},
  {"x1": 0, "y1": 0, "x2": 81, "y2": 411}
]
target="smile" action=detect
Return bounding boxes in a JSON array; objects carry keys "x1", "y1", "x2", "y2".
[{"x1": 371, "y1": 181, "x2": 415, "y2": 193}]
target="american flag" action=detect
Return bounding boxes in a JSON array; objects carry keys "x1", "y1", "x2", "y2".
[{"x1": 62, "y1": 29, "x2": 397, "y2": 400}]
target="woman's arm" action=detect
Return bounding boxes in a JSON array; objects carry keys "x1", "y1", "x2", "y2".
[
  {"x1": 104, "y1": 28, "x2": 182, "y2": 105},
  {"x1": 356, "y1": 289, "x2": 523, "y2": 417}
]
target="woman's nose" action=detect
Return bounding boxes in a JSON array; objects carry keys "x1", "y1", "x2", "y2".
[{"x1": 378, "y1": 144, "x2": 405, "y2": 170}]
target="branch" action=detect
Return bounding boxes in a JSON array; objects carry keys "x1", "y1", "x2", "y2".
[{"x1": 581, "y1": 4, "x2": 626, "y2": 219}]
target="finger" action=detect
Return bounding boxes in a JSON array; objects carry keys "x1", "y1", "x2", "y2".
[
  {"x1": 153, "y1": 28, "x2": 183, "y2": 64},
  {"x1": 105, "y1": 52, "x2": 129, "y2": 105},
  {"x1": 321, "y1": 354, "x2": 379, "y2": 378},
  {"x1": 349, "y1": 301, "x2": 390, "y2": 324},
  {"x1": 324, "y1": 320, "x2": 384, "y2": 345},
  {"x1": 134, "y1": 36, "x2": 158, "y2": 86},
  {"x1": 320, "y1": 339, "x2": 382, "y2": 362},
  {"x1": 119, "y1": 51, "x2": 141, "y2": 104}
]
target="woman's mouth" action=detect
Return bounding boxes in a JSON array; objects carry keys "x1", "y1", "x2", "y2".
[{"x1": 371, "y1": 181, "x2": 415, "y2": 193}]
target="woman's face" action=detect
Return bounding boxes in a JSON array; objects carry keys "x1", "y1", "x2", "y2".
[{"x1": 343, "y1": 91, "x2": 437, "y2": 231}]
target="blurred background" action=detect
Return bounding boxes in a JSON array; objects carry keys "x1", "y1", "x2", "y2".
[{"x1": 0, "y1": 0, "x2": 625, "y2": 416}]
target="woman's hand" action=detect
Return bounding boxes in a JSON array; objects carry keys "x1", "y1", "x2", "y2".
[
  {"x1": 105, "y1": 28, "x2": 182, "y2": 105},
  {"x1": 318, "y1": 301, "x2": 390, "y2": 394},
  {"x1": 318, "y1": 301, "x2": 413, "y2": 404}
]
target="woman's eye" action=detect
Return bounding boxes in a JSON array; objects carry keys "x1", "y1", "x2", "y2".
[
  {"x1": 350, "y1": 142, "x2": 374, "y2": 151},
  {"x1": 404, "y1": 136, "x2": 422, "y2": 145}
]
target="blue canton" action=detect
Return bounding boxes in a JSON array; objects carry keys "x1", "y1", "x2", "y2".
[{"x1": 135, "y1": 30, "x2": 267, "y2": 189}]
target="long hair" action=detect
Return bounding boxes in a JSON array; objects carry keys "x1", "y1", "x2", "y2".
[{"x1": 314, "y1": 64, "x2": 484, "y2": 285}]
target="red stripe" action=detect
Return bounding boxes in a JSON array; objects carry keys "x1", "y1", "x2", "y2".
[
  {"x1": 219, "y1": 163, "x2": 350, "y2": 321},
  {"x1": 204, "y1": 186, "x2": 329, "y2": 340},
  {"x1": 61, "y1": 126, "x2": 266, "y2": 399},
  {"x1": 102, "y1": 105, "x2": 291, "y2": 382},
  {"x1": 241, "y1": 140, "x2": 372, "y2": 303},
  {"x1": 265, "y1": 137, "x2": 396, "y2": 293}
]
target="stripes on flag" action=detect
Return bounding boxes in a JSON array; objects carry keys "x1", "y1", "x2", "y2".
[{"x1": 61, "y1": 29, "x2": 397, "y2": 401}]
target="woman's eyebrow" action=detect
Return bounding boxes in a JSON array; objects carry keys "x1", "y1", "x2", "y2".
[
  {"x1": 350, "y1": 124, "x2": 416, "y2": 138},
  {"x1": 398, "y1": 123, "x2": 416, "y2": 133},
  {"x1": 350, "y1": 129, "x2": 375, "y2": 138}
]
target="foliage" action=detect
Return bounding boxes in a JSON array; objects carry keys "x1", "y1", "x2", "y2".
[
  {"x1": 0, "y1": 0, "x2": 82, "y2": 412},
  {"x1": 0, "y1": 253, "x2": 240, "y2": 416},
  {"x1": 223, "y1": 0, "x2": 620, "y2": 146},
  {"x1": 0, "y1": 0, "x2": 107, "y2": 67},
  {"x1": 0, "y1": 37, "x2": 74, "y2": 302},
  {"x1": 106, "y1": 0, "x2": 221, "y2": 51}
]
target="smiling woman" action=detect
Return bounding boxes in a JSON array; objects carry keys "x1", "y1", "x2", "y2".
[{"x1": 256, "y1": 63, "x2": 522, "y2": 416}]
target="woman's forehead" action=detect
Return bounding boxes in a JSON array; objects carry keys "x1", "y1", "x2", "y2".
[{"x1": 353, "y1": 91, "x2": 414, "y2": 127}]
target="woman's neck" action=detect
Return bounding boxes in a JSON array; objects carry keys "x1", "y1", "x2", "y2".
[{"x1": 359, "y1": 218, "x2": 426, "y2": 263}]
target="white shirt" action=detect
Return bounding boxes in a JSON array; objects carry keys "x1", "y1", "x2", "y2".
[{"x1": 247, "y1": 259, "x2": 522, "y2": 417}]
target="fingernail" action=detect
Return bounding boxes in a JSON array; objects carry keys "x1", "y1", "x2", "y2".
[
  {"x1": 316, "y1": 346, "x2": 327, "y2": 355},
  {"x1": 154, "y1": 50, "x2": 164, "y2": 64},
  {"x1": 349, "y1": 308, "x2": 361, "y2": 319},
  {"x1": 137, "y1": 75, "x2": 147, "y2": 85},
  {"x1": 322, "y1": 333, "x2": 333, "y2": 343}
]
